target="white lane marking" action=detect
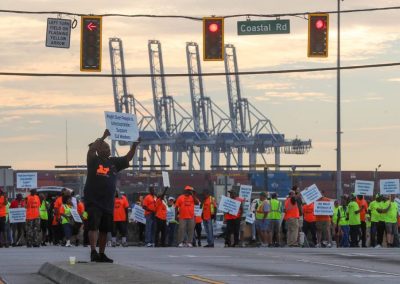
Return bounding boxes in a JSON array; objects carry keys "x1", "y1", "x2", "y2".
[
  {"x1": 297, "y1": 259, "x2": 400, "y2": 276},
  {"x1": 172, "y1": 274, "x2": 399, "y2": 278},
  {"x1": 168, "y1": 255, "x2": 230, "y2": 258}
]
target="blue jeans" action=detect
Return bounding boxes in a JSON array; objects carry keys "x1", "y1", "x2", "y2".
[
  {"x1": 145, "y1": 214, "x2": 155, "y2": 244},
  {"x1": 62, "y1": 223, "x2": 72, "y2": 239},
  {"x1": 167, "y1": 223, "x2": 177, "y2": 246},
  {"x1": 340, "y1": 225, "x2": 350, "y2": 247},
  {"x1": 203, "y1": 219, "x2": 214, "y2": 245}
]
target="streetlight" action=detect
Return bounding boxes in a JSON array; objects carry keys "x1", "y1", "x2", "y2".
[{"x1": 374, "y1": 164, "x2": 381, "y2": 194}]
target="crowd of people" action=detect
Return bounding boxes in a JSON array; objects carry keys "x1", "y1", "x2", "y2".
[
  {"x1": 1, "y1": 185, "x2": 399, "y2": 250},
  {"x1": 1, "y1": 130, "x2": 399, "y2": 264}
]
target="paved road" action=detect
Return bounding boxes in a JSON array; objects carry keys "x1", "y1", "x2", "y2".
[{"x1": 1, "y1": 244, "x2": 400, "y2": 283}]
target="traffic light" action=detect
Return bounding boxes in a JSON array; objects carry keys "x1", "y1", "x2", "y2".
[
  {"x1": 308, "y1": 14, "x2": 329, "y2": 58},
  {"x1": 203, "y1": 17, "x2": 224, "y2": 61},
  {"x1": 81, "y1": 16, "x2": 102, "y2": 71}
]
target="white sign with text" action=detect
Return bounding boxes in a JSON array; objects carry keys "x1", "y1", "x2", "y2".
[
  {"x1": 162, "y1": 171, "x2": 170, "y2": 188},
  {"x1": 380, "y1": 179, "x2": 400, "y2": 195},
  {"x1": 239, "y1": 185, "x2": 252, "y2": 216},
  {"x1": 218, "y1": 195, "x2": 241, "y2": 216},
  {"x1": 9, "y1": 208, "x2": 26, "y2": 223},
  {"x1": 354, "y1": 180, "x2": 374, "y2": 196},
  {"x1": 314, "y1": 201, "x2": 334, "y2": 216},
  {"x1": 70, "y1": 209, "x2": 82, "y2": 223},
  {"x1": 194, "y1": 205, "x2": 203, "y2": 217},
  {"x1": 130, "y1": 205, "x2": 146, "y2": 224},
  {"x1": 16, "y1": 172, "x2": 37, "y2": 189},
  {"x1": 301, "y1": 184, "x2": 322, "y2": 205},
  {"x1": 105, "y1": 111, "x2": 139, "y2": 142}
]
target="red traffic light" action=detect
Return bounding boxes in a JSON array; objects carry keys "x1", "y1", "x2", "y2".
[
  {"x1": 86, "y1": 22, "x2": 97, "y2": 31},
  {"x1": 203, "y1": 17, "x2": 224, "y2": 61},
  {"x1": 315, "y1": 19, "x2": 326, "y2": 30},
  {"x1": 208, "y1": 23, "x2": 219, "y2": 33}
]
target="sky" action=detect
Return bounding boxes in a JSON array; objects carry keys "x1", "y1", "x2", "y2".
[{"x1": 0, "y1": 0, "x2": 399, "y2": 171}]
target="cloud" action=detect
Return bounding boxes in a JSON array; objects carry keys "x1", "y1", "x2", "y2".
[
  {"x1": 255, "y1": 91, "x2": 332, "y2": 102},
  {"x1": 0, "y1": 116, "x2": 22, "y2": 124},
  {"x1": 0, "y1": 134, "x2": 48, "y2": 143}
]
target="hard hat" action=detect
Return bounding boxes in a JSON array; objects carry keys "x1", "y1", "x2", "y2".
[{"x1": 184, "y1": 185, "x2": 194, "y2": 191}]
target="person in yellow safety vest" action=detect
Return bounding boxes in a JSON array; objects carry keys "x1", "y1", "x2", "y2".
[
  {"x1": 202, "y1": 189, "x2": 217, "y2": 247},
  {"x1": 368, "y1": 194, "x2": 380, "y2": 248},
  {"x1": 255, "y1": 192, "x2": 270, "y2": 247},
  {"x1": 379, "y1": 194, "x2": 399, "y2": 247},
  {"x1": 337, "y1": 194, "x2": 350, "y2": 247},
  {"x1": 39, "y1": 193, "x2": 49, "y2": 246},
  {"x1": 2, "y1": 201, "x2": 11, "y2": 247},
  {"x1": 59, "y1": 196, "x2": 74, "y2": 247},
  {"x1": 267, "y1": 193, "x2": 281, "y2": 247},
  {"x1": 82, "y1": 205, "x2": 89, "y2": 247},
  {"x1": 332, "y1": 200, "x2": 340, "y2": 247}
]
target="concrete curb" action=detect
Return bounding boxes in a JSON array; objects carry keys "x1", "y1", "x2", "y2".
[{"x1": 39, "y1": 261, "x2": 186, "y2": 284}]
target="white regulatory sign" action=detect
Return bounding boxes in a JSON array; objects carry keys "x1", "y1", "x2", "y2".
[{"x1": 46, "y1": 18, "x2": 71, "y2": 48}]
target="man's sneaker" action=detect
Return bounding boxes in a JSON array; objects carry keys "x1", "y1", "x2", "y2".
[
  {"x1": 98, "y1": 253, "x2": 113, "y2": 263},
  {"x1": 90, "y1": 250, "x2": 100, "y2": 262},
  {"x1": 315, "y1": 243, "x2": 321, "y2": 248},
  {"x1": 178, "y1": 243, "x2": 184, "y2": 247},
  {"x1": 327, "y1": 243, "x2": 332, "y2": 248},
  {"x1": 375, "y1": 245, "x2": 382, "y2": 248},
  {"x1": 122, "y1": 242, "x2": 128, "y2": 247},
  {"x1": 187, "y1": 243, "x2": 193, "y2": 248},
  {"x1": 146, "y1": 243, "x2": 152, "y2": 247},
  {"x1": 203, "y1": 244, "x2": 214, "y2": 248}
]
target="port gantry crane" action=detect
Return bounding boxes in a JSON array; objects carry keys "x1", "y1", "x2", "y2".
[{"x1": 109, "y1": 38, "x2": 312, "y2": 171}]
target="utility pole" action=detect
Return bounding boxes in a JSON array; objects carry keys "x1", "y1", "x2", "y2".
[{"x1": 336, "y1": 0, "x2": 343, "y2": 200}]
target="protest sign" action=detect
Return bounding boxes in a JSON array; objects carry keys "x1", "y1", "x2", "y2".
[
  {"x1": 162, "y1": 171, "x2": 170, "y2": 188},
  {"x1": 105, "y1": 111, "x2": 139, "y2": 142},
  {"x1": 167, "y1": 207, "x2": 175, "y2": 223},
  {"x1": 9, "y1": 208, "x2": 26, "y2": 223},
  {"x1": 70, "y1": 209, "x2": 82, "y2": 223},
  {"x1": 16, "y1": 172, "x2": 37, "y2": 189},
  {"x1": 314, "y1": 201, "x2": 334, "y2": 215},
  {"x1": 301, "y1": 184, "x2": 322, "y2": 205},
  {"x1": 130, "y1": 205, "x2": 146, "y2": 224},
  {"x1": 218, "y1": 195, "x2": 241, "y2": 216},
  {"x1": 239, "y1": 185, "x2": 252, "y2": 216},
  {"x1": 195, "y1": 205, "x2": 203, "y2": 217},
  {"x1": 354, "y1": 180, "x2": 374, "y2": 196},
  {"x1": 380, "y1": 179, "x2": 400, "y2": 195},
  {"x1": 245, "y1": 212, "x2": 255, "y2": 224}
]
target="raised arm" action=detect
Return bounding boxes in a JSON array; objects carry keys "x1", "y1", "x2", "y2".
[
  {"x1": 124, "y1": 137, "x2": 141, "y2": 163},
  {"x1": 87, "y1": 129, "x2": 110, "y2": 164}
]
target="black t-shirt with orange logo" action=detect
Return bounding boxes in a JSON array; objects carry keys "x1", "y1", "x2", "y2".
[{"x1": 84, "y1": 156, "x2": 128, "y2": 213}]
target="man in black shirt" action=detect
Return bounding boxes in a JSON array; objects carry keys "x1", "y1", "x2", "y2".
[{"x1": 84, "y1": 129, "x2": 139, "y2": 263}]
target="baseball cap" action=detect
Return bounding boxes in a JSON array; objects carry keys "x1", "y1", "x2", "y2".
[
  {"x1": 168, "y1": 196, "x2": 175, "y2": 201},
  {"x1": 184, "y1": 185, "x2": 194, "y2": 191}
]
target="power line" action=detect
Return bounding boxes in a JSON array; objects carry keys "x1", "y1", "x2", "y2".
[
  {"x1": 0, "y1": 62, "x2": 399, "y2": 78},
  {"x1": 0, "y1": 6, "x2": 400, "y2": 21}
]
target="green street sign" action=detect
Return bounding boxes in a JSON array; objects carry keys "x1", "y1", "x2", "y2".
[{"x1": 237, "y1": 20, "x2": 290, "y2": 35}]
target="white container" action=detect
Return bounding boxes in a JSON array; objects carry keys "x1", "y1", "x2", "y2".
[{"x1": 69, "y1": 256, "x2": 76, "y2": 265}]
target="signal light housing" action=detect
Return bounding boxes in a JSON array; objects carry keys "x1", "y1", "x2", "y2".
[
  {"x1": 203, "y1": 17, "x2": 224, "y2": 61},
  {"x1": 308, "y1": 14, "x2": 329, "y2": 58},
  {"x1": 81, "y1": 16, "x2": 102, "y2": 71}
]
